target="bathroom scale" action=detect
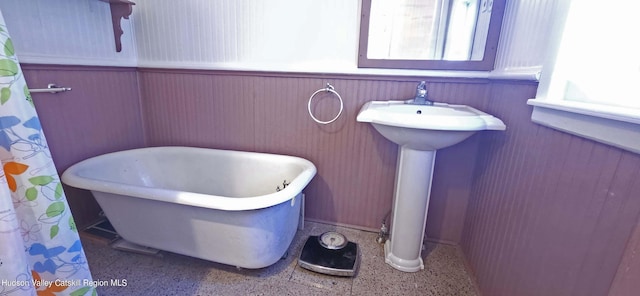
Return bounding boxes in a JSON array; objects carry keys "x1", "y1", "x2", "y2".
[{"x1": 298, "y1": 231, "x2": 360, "y2": 277}]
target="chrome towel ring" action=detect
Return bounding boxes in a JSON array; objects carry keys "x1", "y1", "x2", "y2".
[{"x1": 307, "y1": 83, "x2": 344, "y2": 125}]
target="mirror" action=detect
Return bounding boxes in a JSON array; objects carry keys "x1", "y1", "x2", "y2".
[{"x1": 358, "y1": 0, "x2": 505, "y2": 71}]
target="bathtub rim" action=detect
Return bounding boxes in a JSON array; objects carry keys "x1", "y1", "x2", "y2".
[{"x1": 60, "y1": 146, "x2": 317, "y2": 211}]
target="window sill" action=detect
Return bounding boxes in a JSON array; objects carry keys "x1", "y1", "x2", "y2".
[{"x1": 527, "y1": 99, "x2": 640, "y2": 154}]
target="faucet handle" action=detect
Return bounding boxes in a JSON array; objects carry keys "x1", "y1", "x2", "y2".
[{"x1": 416, "y1": 81, "x2": 427, "y2": 97}]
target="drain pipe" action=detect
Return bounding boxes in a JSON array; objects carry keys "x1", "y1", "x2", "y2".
[{"x1": 376, "y1": 209, "x2": 392, "y2": 244}]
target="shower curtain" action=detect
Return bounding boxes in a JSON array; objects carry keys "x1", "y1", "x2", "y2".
[{"x1": 0, "y1": 11, "x2": 95, "y2": 296}]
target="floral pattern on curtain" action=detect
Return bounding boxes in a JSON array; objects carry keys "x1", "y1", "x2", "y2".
[{"x1": 0, "y1": 11, "x2": 95, "y2": 296}]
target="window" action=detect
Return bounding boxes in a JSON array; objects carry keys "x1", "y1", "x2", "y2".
[
  {"x1": 528, "y1": 0, "x2": 640, "y2": 154},
  {"x1": 358, "y1": 0, "x2": 505, "y2": 71}
]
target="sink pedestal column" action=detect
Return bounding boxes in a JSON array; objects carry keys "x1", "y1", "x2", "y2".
[{"x1": 384, "y1": 146, "x2": 436, "y2": 272}]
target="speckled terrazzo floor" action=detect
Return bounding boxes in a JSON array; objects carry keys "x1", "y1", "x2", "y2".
[{"x1": 82, "y1": 221, "x2": 479, "y2": 296}]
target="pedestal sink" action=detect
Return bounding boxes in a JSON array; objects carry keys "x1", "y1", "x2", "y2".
[{"x1": 357, "y1": 100, "x2": 506, "y2": 272}]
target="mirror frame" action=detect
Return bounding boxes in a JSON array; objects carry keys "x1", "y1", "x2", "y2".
[{"x1": 358, "y1": 0, "x2": 506, "y2": 71}]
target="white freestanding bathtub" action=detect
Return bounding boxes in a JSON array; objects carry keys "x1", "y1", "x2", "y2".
[{"x1": 61, "y1": 146, "x2": 316, "y2": 269}]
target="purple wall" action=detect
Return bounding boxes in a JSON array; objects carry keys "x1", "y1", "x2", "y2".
[
  {"x1": 139, "y1": 71, "x2": 640, "y2": 295},
  {"x1": 462, "y1": 81, "x2": 640, "y2": 296},
  {"x1": 609, "y1": 218, "x2": 640, "y2": 296},
  {"x1": 23, "y1": 64, "x2": 640, "y2": 296},
  {"x1": 22, "y1": 64, "x2": 145, "y2": 228},
  {"x1": 138, "y1": 69, "x2": 486, "y2": 241}
]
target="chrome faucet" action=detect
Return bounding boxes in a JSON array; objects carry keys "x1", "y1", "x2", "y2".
[{"x1": 405, "y1": 81, "x2": 433, "y2": 105}]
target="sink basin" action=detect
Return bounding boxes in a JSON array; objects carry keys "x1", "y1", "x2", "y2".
[
  {"x1": 356, "y1": 101, "x2": 506, "y2": 150},
  {"x1": 356, "y1": 100, "x2": 506, "y2": 272}
]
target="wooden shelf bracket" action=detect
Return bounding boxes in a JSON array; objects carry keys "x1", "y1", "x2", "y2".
[{"x1": 100, "y1": 0, "x2": 135, "y2": 52}]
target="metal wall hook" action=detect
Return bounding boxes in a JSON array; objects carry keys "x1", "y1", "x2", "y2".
[{"x1": 324, "y1": 83, "x2": 334, "y2": 92}]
